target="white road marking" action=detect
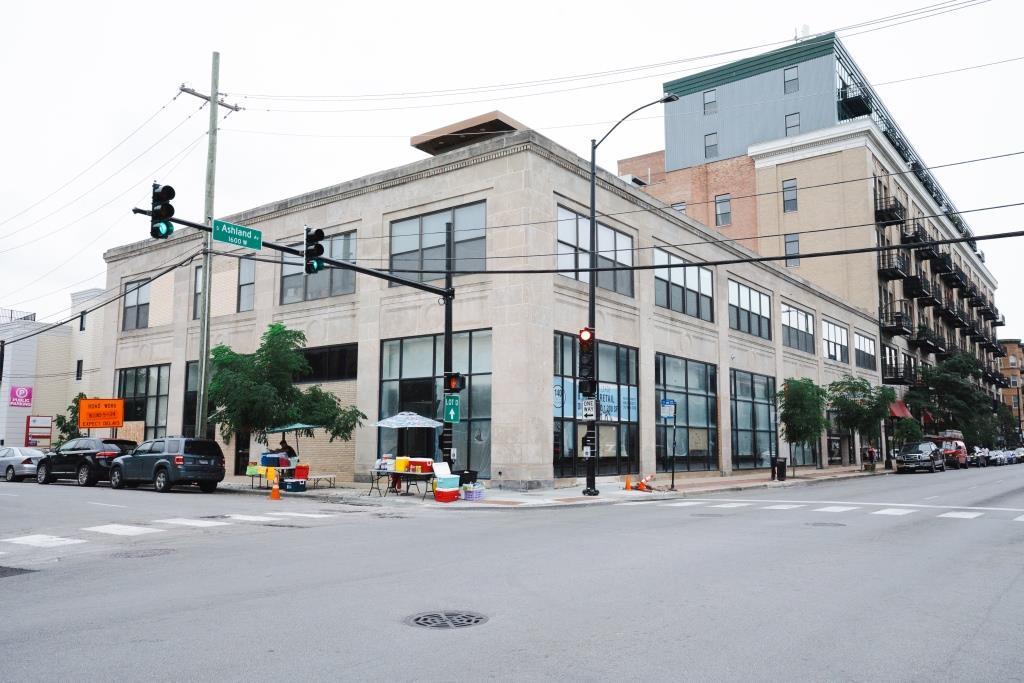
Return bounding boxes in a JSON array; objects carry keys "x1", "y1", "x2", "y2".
[
  {"x1": 1014, "y1": 515, "x2": 1024, "y2": 522},
  {"x1": 663, "y1": 501, "x2": 705, "y2": 507},
  {"x1": 153, "y1": 518, "x2": 232, "y2": 528},
  {"x1": 672, "y1": 498, "x2": 1024, "y2": 513},
  {"x1": 938, "y1": 511, "x2": 983, "y2": 519},
  {"x1": 923, "y1": 496, "x2": 939, "y2": 500},
  {"x1": 0, "y1": 493, "x2": 18, "y2": 497},
  {"x1": 762, "y1": 504, "x2": 805, "y2": 510},
  {"x1": 87, "y1": 502, "x2": 127, "y2": 508},
  {"x1": 617, "y1": 502, "x2": 651, "y2": 506},
  {"x1": 813, "y1": 506, "x2": 859, "y2": 513},
  {"x1": 266, "y1": 512, "x2": 333, "y2": 519},
  {"x1": 82, "y1": 524, "x2": 163, "y2": 536},
  {"x1": 228, "y1": 514, "x2": 278, "y2": 522},
  {"x1": 873, "y1": 508, "x2": 917, "y2": 516},
  {"x1": 709, "y1": 503, "x2": 752, "y2": 509},
  {"x1": 1, "y1": 534, "x2": 86, "y2": 548}
]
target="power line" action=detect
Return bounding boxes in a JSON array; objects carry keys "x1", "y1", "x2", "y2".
[
  {"x1": 0, "y1": 93, "x2": 182, "y2": 229},
  {"x1": 3, "y1": 368, "x2": 102, "y2": 380}
]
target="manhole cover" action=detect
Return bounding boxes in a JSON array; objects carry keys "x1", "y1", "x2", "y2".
[
  {"x1": 0, "y1": 566, "x2": 36, "y2": 578},
  {"x1": 405, "y1": 611, "x2": 488, "y2": 630},
  {"x1": 112, "y1": 548, "x2": 175, "y2": 559},
  {"x1": 806, "y1": 522, "x2": 846, "y2": 528}
]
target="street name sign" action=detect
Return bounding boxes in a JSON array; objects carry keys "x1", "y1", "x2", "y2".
[
  {"x1": 212, "y1": 219, "x2": 263, "y2": 250},
  {"x1": 78, "y1": 399, "x2": 125, "y2": 429},
  {"x1": 444, "y1": 395, "x2": 461, "y2": 423}
]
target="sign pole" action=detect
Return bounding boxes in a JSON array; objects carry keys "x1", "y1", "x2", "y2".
[{"x1": 671, "y1": 411, "x2": 677, "y2": 491}]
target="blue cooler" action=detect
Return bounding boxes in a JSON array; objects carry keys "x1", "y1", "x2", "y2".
[
  {"x1": 260, "y1": 453, "x2": 280, "y2": 467},
  {"x1": 284, "y1": 479, "x2": 307, "y2": 493}
]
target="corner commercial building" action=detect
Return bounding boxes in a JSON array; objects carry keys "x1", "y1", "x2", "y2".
[
  {"x1": 619, "y1": 33, "x2": 1005, "y2": 458},
  {"x1": 99, "y1": 114, "x2": 882, "y2": 488}
]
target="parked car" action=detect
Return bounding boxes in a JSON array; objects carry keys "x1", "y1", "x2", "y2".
[
  {"x1": 1004, "y1": 450, "x2": 1018, "y2": 465},
  {"x1": 968, "y1": 447, "x2": 989, "y2": 468},
  {"x1": 896, "y1": 441, "x2": 945, "y2": 473},
  {"x1": 36, "y1": 438, "x2": 137, "y2": 486},
  {"x1": 1, "y1": 447, "x2": 45, "y2": 482},
  {"x1": 942, "y1": 439, "x2": 969, "y2": 469},
  {"x1": 989, "y1": 450, "x2": 1007, "y2": 466},
  {"x1": 110, "y1": 437, "x2": 225, "y2": 493}
]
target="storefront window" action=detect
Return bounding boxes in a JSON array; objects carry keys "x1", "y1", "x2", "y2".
[
  {"x1": 117, "y1": 364, "x2": 170, "y2": 440},
  {"x1": 378, "y1": 330, "x2": 491, "y2": 477},
  {"x1": 655, "y1": 353, "x2": 717, "y2": 472},
  {"x1": 730, "y1": 369, "x2": 777, "y2": 469},
  {"x1": 553, "y1": 333, "x2": 638, "y2": 477}
]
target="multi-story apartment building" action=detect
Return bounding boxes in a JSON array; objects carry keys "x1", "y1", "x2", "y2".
[
  {"x1": 96, "y1": 113, "x2": 882, "y2": 487},
  {"x1": 998, "y1": 339, "x2": 1022, "y2": 439},
  {"x1": 619, "y1": 33, "x2": 1006, "y2": 453}
]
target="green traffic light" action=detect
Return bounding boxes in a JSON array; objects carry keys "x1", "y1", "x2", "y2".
[{"x1": 159, "y1": 222, "x2": 172, "y2": 236}]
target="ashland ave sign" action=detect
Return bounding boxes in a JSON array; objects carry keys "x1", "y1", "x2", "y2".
[{"x1": 212, "y1": 219, "x2": 262, "y2": 250}]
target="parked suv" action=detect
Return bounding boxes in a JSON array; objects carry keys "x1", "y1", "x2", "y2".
[
  {"x1": 942, "y1": 439, "x2": 969, "y2": 469},
  {"x1": 896, "y1": 441, "x2": 945, "y2": 473},
  {"x1": 110, "y1": 437, "x2": 225, "y2": 493},
  {"x1": 36, "y1": 438, "x2": 137, "y2": 486}
]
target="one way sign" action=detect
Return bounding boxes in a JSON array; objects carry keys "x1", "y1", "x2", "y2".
[{"x1": 444, "y1": 394, "x2": 461, "y2": 423}]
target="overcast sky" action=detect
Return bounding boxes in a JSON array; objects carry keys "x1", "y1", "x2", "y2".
[{"x1": 2, "y1": 0, "x2": 1021, "y2": 340}]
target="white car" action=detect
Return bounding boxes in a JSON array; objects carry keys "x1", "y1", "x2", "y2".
[
  {"x1": 989, "y1": 450, "x2": 1007, "y2": 466},
  {"x1": 0, "y1": 447, "x2": 44, "y2": 482}
]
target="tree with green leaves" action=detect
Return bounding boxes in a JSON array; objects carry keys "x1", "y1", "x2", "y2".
[
  {"x1": 53, "y1": 392, "x2": 87, "y2": 446},
  {"x1": 207, "y1": 323, "x2": 365, "y2": 445},
  {"x1": 892, "y1": 417, "x2": 924, "y2": 448},
  {"x1": 827, "y1": 375, "x2": 895, "y2": 445},
  {"x1": 903, "y1": 353, "x2": 997, "y2": 449},
  {"x1": 777, "y1": 377, "x2": 828, "y2": 459}
]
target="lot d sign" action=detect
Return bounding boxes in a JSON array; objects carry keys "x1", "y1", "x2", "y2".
[{"x1": 78, "y1": 399, "x2": 125, "y2": 429}]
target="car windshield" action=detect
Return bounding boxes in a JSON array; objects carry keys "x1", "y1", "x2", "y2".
[
  {"x1": 20, "y1": 448, "x2": 43, "y2": 457},
  {"x1": 102, "y1": 439, "x2": 137, "y2": 454},
  {"x1": 184, "y1": 441, "x2": 223, "y2": 457},
  {"x1": 906, "y1": 442, "x2": 933, "y2": 454}
]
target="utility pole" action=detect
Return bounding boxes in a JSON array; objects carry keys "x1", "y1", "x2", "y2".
[
  {"x1": 442, "y1": 221, "x2": 455, "y2": 469},
  {"x1": 179, "y1": 52, "x2": 242, "y2": 438}
]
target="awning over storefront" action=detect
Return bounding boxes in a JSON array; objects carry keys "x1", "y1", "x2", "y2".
[{"x1": 889, "y1": 400, "x2": 912, "y2": 419}]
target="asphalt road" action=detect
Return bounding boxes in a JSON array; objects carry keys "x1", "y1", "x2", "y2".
[{"x1": 2, "y1": 465, "x2": 1024, "y2": 682}]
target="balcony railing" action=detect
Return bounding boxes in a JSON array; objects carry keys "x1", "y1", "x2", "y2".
[
  {"x1": 837, "y1": 85, "x2": 873, "y2": 119},
  {"x1": 877, "y1": 250, "x2": 910, "y2": 281},
  {"x1": 993, "y1": 312, "x2": 1006, "y2": 327},
  {"x1": 902, "y1": 269, "x2": 931, "y2": 299},
  {"x1": 882, "y1": 362, "x2": 918, "y2": 386},
  {"x1": 879, "y1": 300, "x2": 913, "y2": 338},
  {"x1": 940, "y1": 264, "x2": 967, "y2": 288},
  {"x1": 932, "y1": 250, "x2": 953, "y2": 274},
  {"x1": 875, "y1": 196, "x2": 906, "y2": 226},
  {"x1": 901, "y1": 221, "x2": 927, "y2": 246}
]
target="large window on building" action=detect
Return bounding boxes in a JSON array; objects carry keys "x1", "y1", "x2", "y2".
[
  {"x1": 237, "y1": 258, "x2": 255, "y2": 312},
  {"x1": 192, "y1": 266, "x2": 203, "y2": 320},
  {"x1": 731, "y1": 369, "x2": 777, "y2": 469},
  {"x1": 653, "y1": 249, "x2": 714, "y2": 322},
  {"x1": 705, "y1": 132, "x2": 718, "y2": 159},
  {"x1": 117, "y1": 364, "x2": 169, "y2": 440},
  {"x1": 715, "y1": 194, "x2": 731, "y2": 226},
  {"x1": 122, "y1": 280, "x2": 150, "y2": 331},
  {"x1": 557, "y1": 206, "x2": 633, "y2": 297},
  {"x1": 784, "y1": 234, "x2": 800, "y2": 267},
  {"x1": 823, "y1": 320, "x2": 850, "y2": 363},
  {"x1": 703, "y1": 89, "x2": 717, "y2": 115},
  {"x1": 784, "y1": 66, "x2": 799, "y2": 93},
  {"x1": 783, "y1": 178, "x2": 798, "y2": 212},
  {"x1": 781, "y1": 303, "x2": 814, "y2": 354},
  {"x1": 655, "y1": 353, "x2": 717, "y2": 473},
  {"x1": 855, "y1": 333, "x2": 877, "y2": 370},
  {"x1": 785, "y1": 112, "x2": 800, "y2": 137},
  {"x1": 182, "y1": 361, "x2": 215, "y2": 439},
  {"x1": 299, "y1": 344, "x2": 358, "y2": 383},
  {"x1": 380, "y1": 330, "x2": 491, "y2": 477},
  {"x1": 390, "y1": 202, "x2": 484, "y2": 283},
  {"x1": 729, "y1": 280, "x2": 772, "y2": 340},
  {"x1": 553, "y1": 333, "x2": 638, "y2": 478},
  {"x1": 789, "y1": 441, "x2": 818, "y2": 467},
  {"x1": 282, "y1": 230, "x2": 357, "y2": 303}
]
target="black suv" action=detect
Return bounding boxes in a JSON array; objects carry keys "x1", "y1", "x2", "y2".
[
  {"x1": 896, "y1": 441, "x2": 946, "y2": 473},
  {"x1": 36, "y1": 438, "x2": 138, "y2": 486},
  {"x1": 110, "y1": 437, "x2": 225, "y2": 493}
]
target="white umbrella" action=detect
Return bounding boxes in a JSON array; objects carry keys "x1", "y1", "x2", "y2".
[{"x1": 374, "y1": 411, "x2": 443, "y2": 429}]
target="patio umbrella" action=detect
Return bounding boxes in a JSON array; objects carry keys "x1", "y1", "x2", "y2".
[
  {"x1": 374, "y1": 412, "x2": 443, "y2": 429},
  {"x1": 265, "y1": 423, "x2": 323, "y2": 458}
]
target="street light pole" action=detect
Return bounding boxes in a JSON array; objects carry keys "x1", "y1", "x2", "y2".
[{"x1": 582, "y1": 92, "x2": 679, "y2": 496}]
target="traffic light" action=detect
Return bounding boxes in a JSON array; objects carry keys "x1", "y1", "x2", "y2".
[
  {"x1": 578, "y1": 327, "x2": 596, "y2": 397},
  {"x1": 150, "y1": 184, "x2": 175, "y2": 239},
  {"x1": 444, "y1": 372, "x2": 466, "y2": 394},
  {"x1": 304, "y1": 227, "x2": 326, "y2": 274}
]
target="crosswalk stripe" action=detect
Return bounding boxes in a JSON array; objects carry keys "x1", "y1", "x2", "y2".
[
  {"x1": 82, "y1": 524, "x2": 163, "y2": 537},
  {"x1": 228, "y1": 514, "x2": 278, "y2": 522},
  {"x1": 617, "y1": 502, "x2": 651, "y2": 506},
  {"x1": 709, "y1": 503, "x2": 752, "y2": 508},
  {"x1": 762, "y1": 504, "x2": 805, "y2": 510},
  {"x1": 1, "y1": 534, "x2": 87, "y2": 548},
  {"x1": 663, "y1": 501, "x2": 705, "y2": 507},
  {"x1": 813, "y1": 506, "x2": 859, "y2": 513},
  {"x1": 266, "y1": 512, "x2": 333, "y2": 519},
  {"x1": 1014, "y1": 515, "x2": 1024, "y2": 522},
  {"x1": 938, "y1": 511, "x2": 983, "y2": 519},
  {"x1": 873, "y1": 508, "x2": 917, "y2": 516},
  {"x1": 153, "y1": 518, "x2": 233, "y2": 528}
]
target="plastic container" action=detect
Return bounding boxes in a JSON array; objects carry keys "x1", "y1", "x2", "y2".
[
  {"x1": 408, "y1": 458, "x2": 433, "y2": 473},
  {"x1": 434, "y1": 488, "x2": 459, "y2": 503},
  {"x1": 260, "y1": 454, "x2": 279, "y2": 467},
  {"x1": 394, "y1": 456, "x2": 410, "y2": 472},
  {"x1": 462, "y1": 488, "x2": 484, "y2": 501},
  {"x1": 436, "y1": 475, "x2": 460, "y2": 489},
  {"x1": 283, "y1": 479, "x2": 307, "y2": 493},
  {"x1": 458, "y1": 470, "x2": 478, "y2": 485}
]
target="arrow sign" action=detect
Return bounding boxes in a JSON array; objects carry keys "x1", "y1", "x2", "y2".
[{"x1": 444, "y1": 394, "x2": 461, "y2": 423}]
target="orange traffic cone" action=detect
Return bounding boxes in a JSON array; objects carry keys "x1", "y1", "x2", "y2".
[
  {"x1": 624, "y1": 476, "x2": 631, "y2": 491},
  {"x1": 270, "y1": 482, "x2": 281, "y2": 500}
]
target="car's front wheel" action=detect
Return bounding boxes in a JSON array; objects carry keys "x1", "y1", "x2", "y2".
[
  {"x1": 36, "y1": 463, "x2": 52, "y2": 484},
  {"x1": 153, "y1": 469, "x2": 172, "y2": 493},
  {"x1": 109, "y1": 467, "x2": 125, "y2": 490},
  {"x1": 76, "y1": 464, "x2": 97, "y2": 487}
]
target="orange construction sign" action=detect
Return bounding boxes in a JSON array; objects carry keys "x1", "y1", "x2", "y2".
[{"x1": 78, "y1": 399, "x2": 125, "y2": 429}]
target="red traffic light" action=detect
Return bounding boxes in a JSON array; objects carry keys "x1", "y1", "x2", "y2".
[
  {"x1": 445, "y1": 372, "x2": 465, "y2": 393},
  {"x1": 579, "y1": 327, "x2": 594, "y2": 346}
]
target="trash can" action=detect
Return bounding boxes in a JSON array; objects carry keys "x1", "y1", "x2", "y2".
[
  {"x1": 776, "y1": 456, "x2": 788, "y2": 481},
  {"x1": 769, "y1": 455, "x2": 778, "y2": 481},
  {"x1": 458, "y1": 470, "x2": 478, "y2": 486}
]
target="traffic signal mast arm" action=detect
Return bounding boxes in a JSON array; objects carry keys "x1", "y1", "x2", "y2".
[{"x1": 131, "y1": 208, "x2": 451, "y2": 298}]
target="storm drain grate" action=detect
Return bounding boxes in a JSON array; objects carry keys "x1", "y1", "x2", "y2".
[
  {"x1": 0, "y1": 566, "x2": 37, "y2": 579},
  {"x1": 806, "y1": 522, "x2": 846, "y2": 528},
  {"x1": 112, "y1": 548, "x2": 175, "y2": 559},
  {"x1": 405, "y1": 611, "x2": 488, "y2": 630}
]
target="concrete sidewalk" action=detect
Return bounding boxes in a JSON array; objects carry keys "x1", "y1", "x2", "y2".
[{"x1": 219, "y1": 465, "x2": 890, "y2": 510}]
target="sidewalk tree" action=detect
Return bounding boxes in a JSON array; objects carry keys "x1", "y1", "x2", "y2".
[
  {"x1": 904, "y1": 353, "x2": 995, "y2": 448},
  {"x1": 892, "y1": 417, "x2": 923, "y2": 448},
  {"x1": 53, "y1": 392, "x2": 87, "y2": 446},
  {"x1": 827, "y1": 375, "x2": 895, "y2": 444},
  {"x1": 777, "y1": 378, "x2": 828, "y2": 456},
  {"x1": 207, "y1": 323, "x2": 365, "y2": 445}
]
